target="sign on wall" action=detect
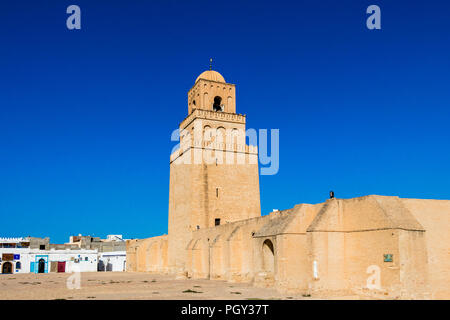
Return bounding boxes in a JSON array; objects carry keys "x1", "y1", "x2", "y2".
[
  {"x1": 384, "y1": 254, "x2": 393, "y2": 262},
  {"x1": 2, "y1": 254, "x2": 14, "y2": 261},
  {"x1": 14, "y1": 254, "x2": 20, "y2": 260}
]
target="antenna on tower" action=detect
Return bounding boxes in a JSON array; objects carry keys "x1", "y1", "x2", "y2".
[{"x1": 209, "y1": 58, "x2": 213, "y2": 70}]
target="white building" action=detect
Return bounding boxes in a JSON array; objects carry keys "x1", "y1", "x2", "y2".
[
  {"x1": 1, "y1": 236, "x2": 126, "y2": 274},
  {"x1": 98, "y1": 251, "x2": 127, "y2": 272},
  {"x1": 106, "y1": 235, "x2": 124, "y2": 242},
  {"x1": 1, "y1": 248, "x2": 98, "y2": 274}
]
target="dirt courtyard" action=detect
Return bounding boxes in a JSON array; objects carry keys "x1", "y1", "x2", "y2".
[{"x1": 0, "y1": 272, "x2": 361, "y2": 300}]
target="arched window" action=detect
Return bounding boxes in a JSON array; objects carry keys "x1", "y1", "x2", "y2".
[
  {"x1": 213, "y1": 96, "x2": 223, "y2": 112},
  {"x1": 203, "y1": 125, "x2": 212, "y2": 141},
  {"x1": 15, "y1": 261, "x2": 21, "y2": 270},
  {"x1": 203, "y1": 92, "x2": 209, "y2": 107},
  {"x1": 231, "y1": 128, "x2": 240, "y2": 146},
  {"x1": 216, "y1": 127, "x2": 226, "y2": 145}
]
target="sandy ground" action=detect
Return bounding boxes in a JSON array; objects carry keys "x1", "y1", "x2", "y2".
[{"x1": 0, "y1": 272, "x2": 361, "y2": 300}]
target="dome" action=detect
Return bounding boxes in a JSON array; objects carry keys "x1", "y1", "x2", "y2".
[{"x1": 195, "y1": 70, "x2": 226, "y2": 83}]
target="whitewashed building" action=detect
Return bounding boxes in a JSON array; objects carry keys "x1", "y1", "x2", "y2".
[
  {"x1": 1, "y1": 247, "x2": 98, "y2": 274},
  {"x1": 1, "y1": 236, "x2": 126, "y2": 274},
  {"x1": 98, "y1": 251, "x2": 127, "y2": 272}
]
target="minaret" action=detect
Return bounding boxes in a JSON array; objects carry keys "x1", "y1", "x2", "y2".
[{"x1": 167, "y1": 68, "x2": 261, "y2": 275}]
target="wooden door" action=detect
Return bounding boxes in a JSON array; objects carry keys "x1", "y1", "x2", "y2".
[{"x1": 57, "y1": 261, "x2": 66, "y2": 273}]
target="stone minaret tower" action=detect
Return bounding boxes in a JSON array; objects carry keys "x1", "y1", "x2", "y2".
[{"x1": 167, "y1": 69, "x2": 261, "y2": 275}]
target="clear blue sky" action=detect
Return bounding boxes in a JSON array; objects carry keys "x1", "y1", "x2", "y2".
[{"x1": 1, "y1": 1, "x2": 449, "y2": 243}]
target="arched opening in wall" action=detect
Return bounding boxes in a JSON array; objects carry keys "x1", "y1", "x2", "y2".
[
  {"x1": 213, "y1": 96, "x2": 223, "y2": 112},
  {"x1": 216, "y1": 127, "x2": 226, "y2": 146},
  {"x1": 230, "y1": 128, "x2": 240, "y2": 151},
  {"x1": 193, "y1": 100, "x2": 196, "y2": 106},
  {"x1": 15, "y1": 261, "x2": 21, "y2": 270},
  {"x1": 203, "y1": 92, "x2": 209, "y2": 108},
  {"x1": 2, "y1": 262, "x2": 12, "y2": 274},
  {"x1": 203, "y1": 125, "x2": 212, "y2": 144},
  {"x1": 38, "y1": 259, "x2": 45, "y2": 273},
  {"x1": 262, "y1": 239, "x2": 275, "y2": 274}
]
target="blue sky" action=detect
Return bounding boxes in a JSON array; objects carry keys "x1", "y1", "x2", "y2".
[{"x1": 0, "y1": 0, "x2": 449, "y2": 243}]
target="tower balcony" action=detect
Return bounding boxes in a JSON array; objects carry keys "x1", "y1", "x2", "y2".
[{"x1": 180, "y1": 109, "x2": 246, "y2": 129}]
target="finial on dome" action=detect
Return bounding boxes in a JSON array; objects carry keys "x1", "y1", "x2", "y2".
[{"x1": 209, "y1": 58, "x2": 213, "y2": 71}]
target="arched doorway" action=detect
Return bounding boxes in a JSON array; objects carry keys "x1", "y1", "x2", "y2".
[
  {"x1": 262, "y1": 239, "x2": 275, "y2": 274},
  {"x1": 2, "y1": 262, "x2": 12, "y2": 274},
  {"x1": 38, "y1": 259, "x2": 45, "y2": 273}
]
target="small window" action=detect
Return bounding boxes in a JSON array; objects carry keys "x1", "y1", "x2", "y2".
[
  {"x1": 16, "y1": 262, "x2": 21, "y2": 269},
  {"x1": 213, "y1": 96, "x2": 223, "y2": 112},
  {"x1": 39, "y1": 245, "x2": 45, "y2": 250},
  {"x1": 85, "y1": 257, "x2": 88, "y2": 261},
  {"x1": 215, "y1": 218, "x2": 221, "y2": 226},
  {"x1": 193, "y1": 100, "x2": 196, "y2": 106},
  {"x1": 216, "y1": 188, "x2": 219, "y2": 198}
]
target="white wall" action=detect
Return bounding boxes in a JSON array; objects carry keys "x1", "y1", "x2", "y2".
[
  {"x1": 98, "y1": 251, "x2": 126, "y2": 272},
  {"x1": 46, "y1": 250, "x2": 98, "y2": 273},
  {"x1": 0, "y1": 248, "x2": 32, "y2": 274},
  {"x1": 0, "y1": 248, "x2": 98, "y2": 274},
  {"x1": 1, "y1": 248, "x2": 127, "y2": 274}
]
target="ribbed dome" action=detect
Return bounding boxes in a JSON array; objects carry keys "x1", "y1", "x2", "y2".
[{"x1": 195, "y1": 70, "x2": 226, "y2": 83}]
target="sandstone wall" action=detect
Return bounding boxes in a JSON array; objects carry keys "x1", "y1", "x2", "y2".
[
  {"x1": 126, "y1": 235, "x2": 168, "y2": 273},
  {"x1": 128, "y1": 196, "x2": 449, "y2": 300},
  {"x1": 401, "y1": 198, "x2": 450, "y2": 299}
]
